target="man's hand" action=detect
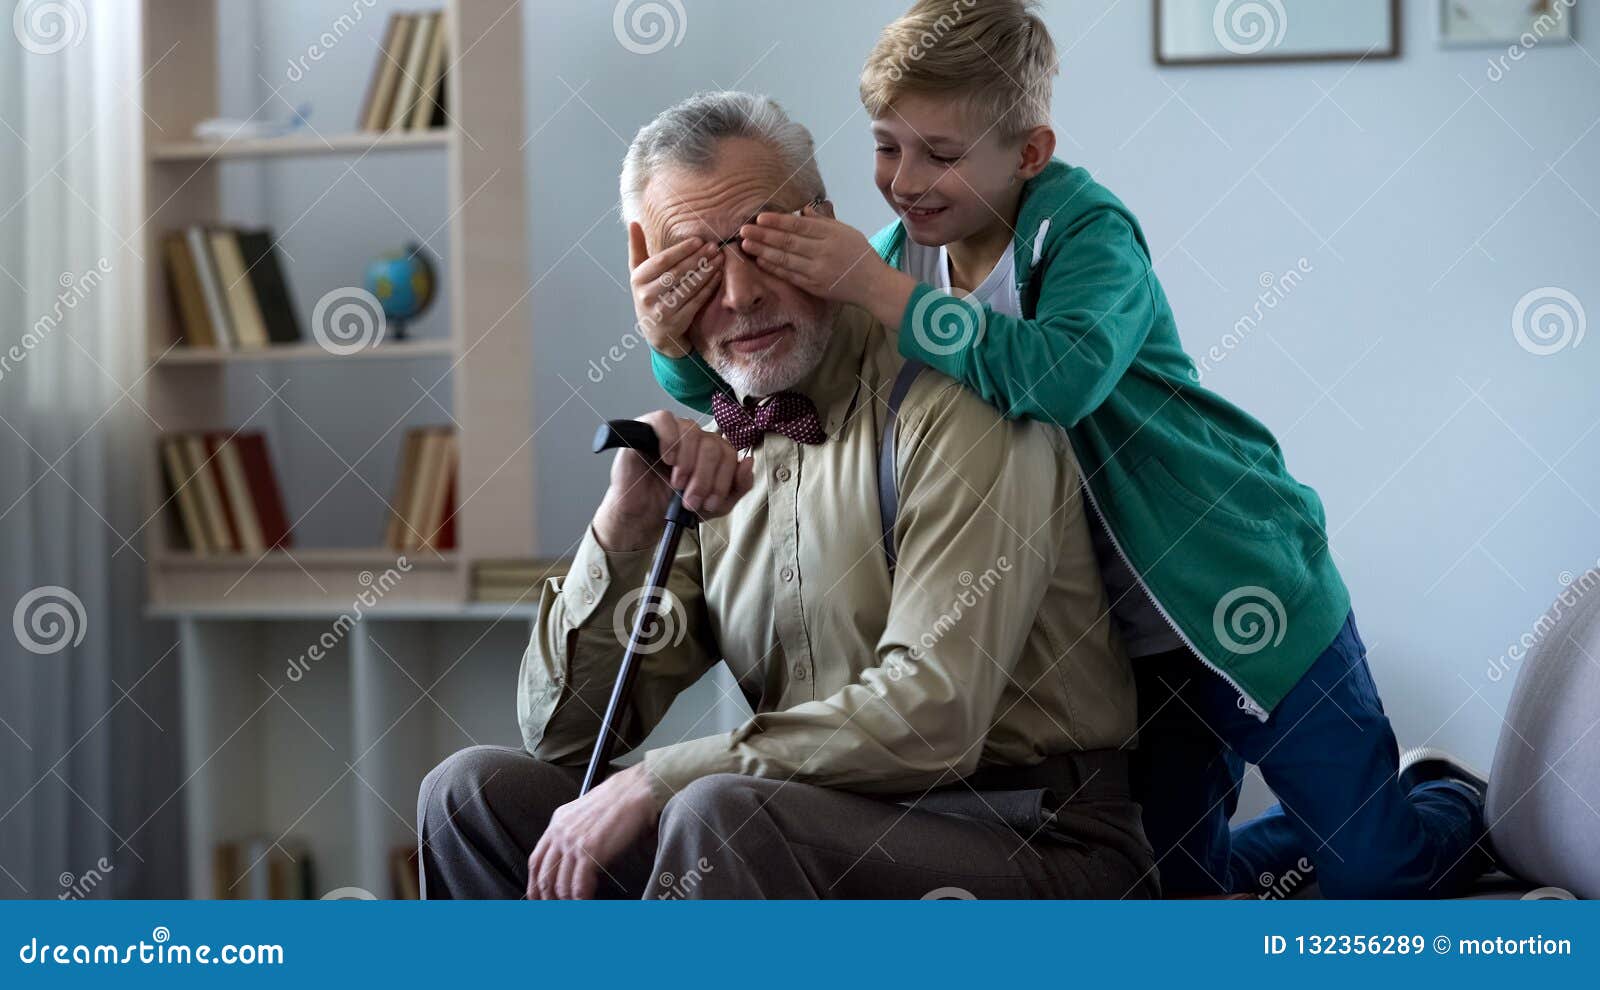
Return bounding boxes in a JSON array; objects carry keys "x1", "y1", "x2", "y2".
[
  {"x1": 737, "y1": 207, "x2": 917, "y2": 331},
  {"x1": 594, "y1": 411, "x2": 755, "y2": 551},
  {"x1": 628, "y1": 222, "x2": 724, "y2": 358},
  {"x1": 526, "y1": 763, "x2": 663, "y2": 900}
]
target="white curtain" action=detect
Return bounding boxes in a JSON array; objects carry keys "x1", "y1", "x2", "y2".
[{"x1": 0, "y1": 0, "x2": 183, "y2": 898}]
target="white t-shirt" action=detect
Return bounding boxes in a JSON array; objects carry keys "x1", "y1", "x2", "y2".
[{"x1": 899, "y1": 238, "x2": 1181, "y2": 657}]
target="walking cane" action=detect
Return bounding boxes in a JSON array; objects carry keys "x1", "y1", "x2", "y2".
[{"x1": 579, "y1": 419, "x2": 701, "y2": 796}]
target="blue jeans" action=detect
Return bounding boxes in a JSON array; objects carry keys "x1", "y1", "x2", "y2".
[{"x1": 1131, "y1": 611, "x2": 1490, "y2": 898}]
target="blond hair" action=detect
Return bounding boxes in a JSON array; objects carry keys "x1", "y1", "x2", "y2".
[{"x1": 860, "y1": 0, "x2": 1057, "y2": 140}]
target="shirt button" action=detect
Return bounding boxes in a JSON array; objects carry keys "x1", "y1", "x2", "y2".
[
  {"x1": 588, "y1": 564, "x2": 603, "y2": 580},
  {"x1": 776, "y1": 467, "x2": 791, "y2": 482},
  {"x1": 581, "y1": 590, "x2": 595, "y2": 606},
  {"x1": 792, "y1": 663, "x2": 807, "y2": 680},
  {"x1": 780, "y1": 566, "x2": 794, "y2": 583}
]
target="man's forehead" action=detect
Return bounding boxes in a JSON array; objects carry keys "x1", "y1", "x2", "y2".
[{"x1": 641, "y1": 139, "x2": 810, "y2": 245}]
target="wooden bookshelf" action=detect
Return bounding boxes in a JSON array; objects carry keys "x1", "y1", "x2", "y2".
[
  {"x1": 136, "y1": 1, "x2": 546, "y2": 899},
  {"x1": 139, "y1": 0, "x2": 535, "y2": 611}
]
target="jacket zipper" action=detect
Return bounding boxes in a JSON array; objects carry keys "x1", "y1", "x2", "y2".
[{"x1": 1078, "y1": 476, "x2": 1270, "y2": 723}]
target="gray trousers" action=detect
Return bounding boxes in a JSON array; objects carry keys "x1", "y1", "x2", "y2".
[{"x1": 417, "y1": 745, "x2": 1159, "y2": 899}]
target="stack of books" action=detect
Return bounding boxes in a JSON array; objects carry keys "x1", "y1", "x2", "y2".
[
  {"x1": 470, "y1": 558, "x2": 566, "y2": 603},
  {"x1": 385, "y1": 426, "x2": 457, "y2": 552},
  {"x1": 358, "y1": 10, "x2": 450, "y2": 132},
  {"x1": 159, "y1": 431, "x2": 292, "y2": 556},
  {"x1": 212, "y1": 838, "x2": 314, "y2": 900},
  {"x1": 161, "y1": 226, "x2": 302, "y2": 350}
]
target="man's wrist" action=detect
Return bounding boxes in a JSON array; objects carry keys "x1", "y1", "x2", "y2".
[
  {"x1": 861, "y1": 265, "x2": 917, "y2": 331},
  {"x1": 593, "y1": 496, "x2": 665, "y2": 552}
]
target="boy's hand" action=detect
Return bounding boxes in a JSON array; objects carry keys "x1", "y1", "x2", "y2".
[
  {"x1": 739, "y1": 207, "x2": 917, "y2": 331},
  {"x1": 628, "y1": 222, "x2": 725, "y2": 358}
]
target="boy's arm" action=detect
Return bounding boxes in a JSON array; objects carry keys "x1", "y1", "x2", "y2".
[
  {"x1": 650, "y1": 348, "x2": 726, "y2": 416},
  {"x1": 897, "y1": 209, "x2": 1156, "y2": 428}
]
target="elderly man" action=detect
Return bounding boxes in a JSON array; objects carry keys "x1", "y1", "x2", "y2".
[{"x1": 417, "y1": 91, "x2": 1155, "y2": 900}]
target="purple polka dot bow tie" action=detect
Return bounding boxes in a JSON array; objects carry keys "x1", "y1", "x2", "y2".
[{"x1": 710, "y1": 390, "x2": 826, "y2": 451}]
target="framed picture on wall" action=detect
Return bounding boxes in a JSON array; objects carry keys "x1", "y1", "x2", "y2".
[
  {"x1": 1155, "y1": 0, "x2": 1401, "y2": 65},
  {"x1": 1439, "y1": 0, "x2": 1576, "y2": 47}
]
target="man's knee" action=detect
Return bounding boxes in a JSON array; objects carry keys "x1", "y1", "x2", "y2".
[
  {"x1": 417, "y1": 745, "x2": 572, "y2": 838},
  {"x1": 659, "y1": 774, "x2": 769, "y2": 845}
]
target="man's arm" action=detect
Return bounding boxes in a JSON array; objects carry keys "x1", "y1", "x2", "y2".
[
  {"x1": 641, "y1": 379, "x2": 1078, "y2": 801},
  {"x1": 518, "y1": 411, "x2": 751, "y2": 764}
]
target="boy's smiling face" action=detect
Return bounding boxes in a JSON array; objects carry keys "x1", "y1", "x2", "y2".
[{"x1": 871, "y1": 92, "x2": 1028, "y2": 248}]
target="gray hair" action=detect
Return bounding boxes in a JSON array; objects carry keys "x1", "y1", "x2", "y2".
[{"x1": 619, "y1": 91, "x2": 825, "y2": 225}]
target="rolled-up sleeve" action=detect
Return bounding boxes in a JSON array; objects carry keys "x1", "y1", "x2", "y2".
[
  {"x1": 518, "y1": 526, "x2": 716, "y2": 767},
  {"x1": 643, "y1": 381, "x2": 1073, "y2": 799}
]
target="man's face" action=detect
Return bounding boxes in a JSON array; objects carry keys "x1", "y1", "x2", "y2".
[{"x1": 642, "y1": 137, "x2": 835, "y2": 397}]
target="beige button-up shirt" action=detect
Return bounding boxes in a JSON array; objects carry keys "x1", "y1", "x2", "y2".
[{"x1": 518, "y1": 305, "x2": 1135, "y2": 804}]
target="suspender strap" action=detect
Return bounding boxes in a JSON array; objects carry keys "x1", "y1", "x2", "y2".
[{"x1": 878, "y1": 360, "x2": 926, "y2": 578}]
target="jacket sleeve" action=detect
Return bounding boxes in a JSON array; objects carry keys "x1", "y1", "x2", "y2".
[
  {"x1": 649, "y1": 349, "x2": 726, "y2": 416},
  {"x1": 896, "y1": 209, "x2": 1157, "y2": 428},
  {"x1": 517, "y1": 526, "x2": 717, "y2": 766},
  {"x1": 640, "y1": 381, "x2": 1071, "y2": 802}
]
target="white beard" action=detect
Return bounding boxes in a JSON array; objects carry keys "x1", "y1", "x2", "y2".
[{"x1": 705, "y1": 308, "x2": 834, "y2": 398}]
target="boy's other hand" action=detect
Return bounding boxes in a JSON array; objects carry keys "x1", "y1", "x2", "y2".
[
  {"x1": 739, "y1": 207, "x2": 916, "y2": 331},
  {"x1": 628, "y1": 222, "x2": 725, "y2": 358}
]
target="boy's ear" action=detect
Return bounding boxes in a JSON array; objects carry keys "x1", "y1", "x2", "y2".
[{"x1": 1014, "y1": 126, "x2": 1057, "y2": 182}]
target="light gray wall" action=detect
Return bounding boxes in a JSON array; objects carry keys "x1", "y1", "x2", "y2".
[{"x1": 244, "y1": 1, "x2": 1599, "y2": 806}]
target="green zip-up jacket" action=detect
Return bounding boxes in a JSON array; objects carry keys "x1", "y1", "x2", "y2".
[{"x1": 650, "y1": 160, "x2": 1349, "y2": 714}]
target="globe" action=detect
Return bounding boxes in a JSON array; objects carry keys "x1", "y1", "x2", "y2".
[{"x1": 363, "y1": 244, "x2": 437, "y2": 338}]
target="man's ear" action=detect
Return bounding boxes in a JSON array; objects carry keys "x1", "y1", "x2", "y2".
[{"x1": 1015, "y1": 126, "x2": 1057, "y2": 181}]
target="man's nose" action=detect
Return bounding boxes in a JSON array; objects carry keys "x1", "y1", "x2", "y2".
[{"x1": 718, "y1": 248, "x2": 767, "y2": 312}]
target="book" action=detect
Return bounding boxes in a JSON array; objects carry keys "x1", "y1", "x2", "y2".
[
  {"x1": 235, "y1": 230, "x2": 303, "y2": 345},
  {"x1": 161, "y1": 233, "x2": 216, "y2": 348},
  {"x1": 186, "y1": 225, "x2": 235, "y2": 349},
  {"x1": 421, "y1": 430, "x2": 456, "y2": 549},
  {"x1": 362, "y1": 13, "x2": 414, "y2": 131},
  {"x1": 409, "y1": 14, "x2": 449, "y2": 131},
  {"x1": 160, "y1": 436, "x2": 210, "y2": 554},
  {"x1": 388, "y1": 12, "x2": 436, "y2": 131},
  {"x1": 357, "y1": 13, "x2": 406, "y2": 131},
  {"x1": 385, "y1": 429, "x2": 424, "y2": 550},
  {"x1": 207, "y1": 229, "x2": 269, "y2": 349},
  {"x1": 403, "y1": 429, "x2": 446, "y2": 552},
  {"x1": 231, "y1": 433, "x2": 293, "y2": 550},
  {"x1": 182, "y1": 434, "x2": 234, "y2": 552},
  {"x1": 211, "y1": 435, "x2": 265, "y2": 554}
]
